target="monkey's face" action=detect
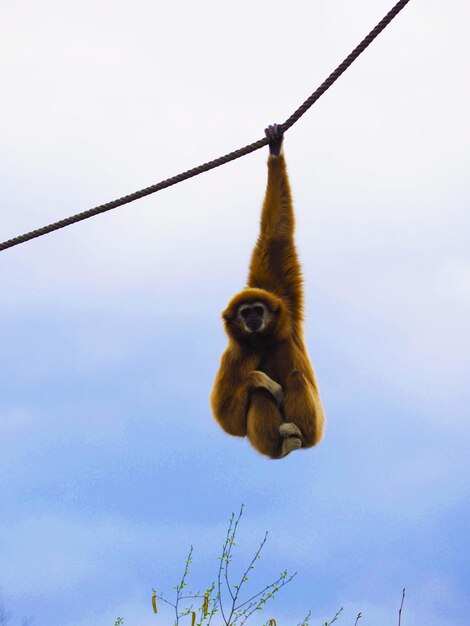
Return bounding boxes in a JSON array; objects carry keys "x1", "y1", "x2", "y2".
[
  {"x1": 236, "y1": 301, "x2": 273, "y2": 335},
  {"x1": 222, "y1": 288, "x2": 290, "y2": 344}
]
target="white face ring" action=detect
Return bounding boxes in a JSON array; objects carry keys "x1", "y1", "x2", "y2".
[{"x1": 237, "y1": 302, "x2": 270, "y2": 333}]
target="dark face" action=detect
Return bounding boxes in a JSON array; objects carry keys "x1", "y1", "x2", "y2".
[{"x1": 237, "y1": 302, "x2": 272, "y2": 334}]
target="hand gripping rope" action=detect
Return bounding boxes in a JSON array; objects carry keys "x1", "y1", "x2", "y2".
[{"x1": 0, "y1": 0, "x2": 411, "y2": 253}]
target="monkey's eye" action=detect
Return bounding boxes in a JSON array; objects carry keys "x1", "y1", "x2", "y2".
[
  {"x1": 253, "y1": 306, "x2": 264, "y2": 316},
  {"x1": 240, "y1": 308, "x2": 251, "y2": 320}
]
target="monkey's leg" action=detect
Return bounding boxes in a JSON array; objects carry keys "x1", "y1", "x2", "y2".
[
  {"x1": 211, "y1": 351, "x2": 261, "y2": 438},
  {"x1": 282, "y1": 371, "x2": 325, "y2": 447},
  {"x1": 211, "y1": 378, "x2": 253, "y2": 437},
  {"x1": 246, "y1": 390, "x2": 285, "y2": 459},
  {"x1": 211, "y1": 373, "x2": 251, "y2": 437}
]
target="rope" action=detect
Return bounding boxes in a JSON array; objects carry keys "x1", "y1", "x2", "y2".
[{"x1": 0, "y1": 0, "x2": 411, "y2": 253}]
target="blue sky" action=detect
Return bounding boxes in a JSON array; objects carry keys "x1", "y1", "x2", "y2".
[{"x1": 1, "y1": 0, "x2": 469, "y2": 625}]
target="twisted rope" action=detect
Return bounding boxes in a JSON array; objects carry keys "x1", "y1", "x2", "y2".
[{"x1": 0, "y1": 0, "x2": 411, "y2": 253}]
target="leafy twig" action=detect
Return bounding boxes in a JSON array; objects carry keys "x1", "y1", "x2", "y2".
[
  {"x1": 153, "y1": 506, "x2": 295, "y2": 626},
  {"x1": 324, "y1": 607, "x2": 343, "y2": 625},
  {"x1": 296, "y1": 608, "x2": 312, "y2": 626}
]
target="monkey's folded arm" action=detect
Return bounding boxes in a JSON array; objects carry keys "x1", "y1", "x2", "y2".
[
  {"x1": 248, "y1": 370, "x2": 284, "y2": 406},
  {"x1": 210, "y1": 351, "x2": 285, "y2": 437}
]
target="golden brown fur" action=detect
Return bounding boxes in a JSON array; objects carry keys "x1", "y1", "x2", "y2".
[{"x1": 211, "y1": 136, "x2": 325, "y2": 459}]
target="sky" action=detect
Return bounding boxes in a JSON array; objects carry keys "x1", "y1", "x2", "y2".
[{"x1": 1, "y1": 0, "x2": 469, "y2": 625}]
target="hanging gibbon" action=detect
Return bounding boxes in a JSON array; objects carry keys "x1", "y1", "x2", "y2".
[{"x1": 210, "y1": 124, "x2": 325, "y2": 459}]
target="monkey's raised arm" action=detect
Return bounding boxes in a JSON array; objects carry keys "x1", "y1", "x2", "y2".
[{"x1": 247, "y1": 126, "x2": 303, "y2": 319}]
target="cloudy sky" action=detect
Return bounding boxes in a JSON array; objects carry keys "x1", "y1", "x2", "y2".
[{"x1": 1, "y1": 0, "x2": 469, "y2": 625}]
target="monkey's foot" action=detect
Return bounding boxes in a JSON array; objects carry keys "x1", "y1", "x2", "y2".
[
  {"x1": 265, "y1": 124, "x2": 284, "y2": 157},
  {"x1": 279, "y1": 423, "x2": 303, "y2": 457},
  {"x1": 249, "y1": 370, "x2": 283, "y2": 406},
  {"x1": 279, "y1": 422, "x2": 302, "y2": 439}
]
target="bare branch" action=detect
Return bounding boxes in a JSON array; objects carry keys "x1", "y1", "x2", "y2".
[{"x1": 398, "y1": 588, "x2": 406, "y2": 626}]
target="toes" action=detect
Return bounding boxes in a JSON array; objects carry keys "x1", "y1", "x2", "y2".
[
  {"x1": 279, "y1": 422, "x2": 302, "y2": 439},
  {"x1": 281, "y1": 436, "x2": 302, "y2": 457}
]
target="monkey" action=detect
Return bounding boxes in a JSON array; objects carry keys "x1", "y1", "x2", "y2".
[{"x1": 210, "y1": 124, "x2": 325, "y2": 459}]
